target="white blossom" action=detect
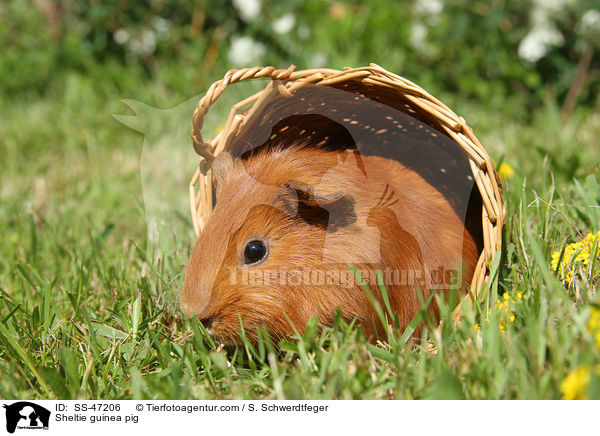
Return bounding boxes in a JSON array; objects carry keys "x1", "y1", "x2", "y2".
[
  {"x1": 233, "y1": 0, "x2": 261, "y2": 22},
  {"x1": 518, "y1": 23, "x2": 564, "y2": 62},
  {"x1": 581, "y1": 9, "x2": 600, "y2": 33},
  {"x1": 273, "y1": 13, "x2": 295, "y2": 35},
  {"x1": 410, "y1": 23, "x2": 428, "y2": 51},
  {"x1": 228, "y1": 36, "x2": 266, "y2": 66},
  {"x1": 128, "y1": 30, "x2": 157, "y2": 55},
  {"x1": 140, "y1": 30, "x2": 156, "y2": 55},
  {"x1": 114, "y1": 29, "x2": 130, "y2": 45},
  {"x1": 151, "y1": 16, "x2": 171, "y2": 41},
  {"x1": 415, "y1": 0, "x2": 443, "y2": 17}
]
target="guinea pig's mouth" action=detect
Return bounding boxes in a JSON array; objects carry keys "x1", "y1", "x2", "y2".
[
  {"x1": 198, "y1": 316, "x2": 233, "y2": 348},
  {"x1": 200, "y1": 316, "x2": 215, "y2": 334}
]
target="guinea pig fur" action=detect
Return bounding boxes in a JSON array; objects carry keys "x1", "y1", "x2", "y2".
[{"x1": 180, "y1": 143, "x2": 481, "y2": 344}]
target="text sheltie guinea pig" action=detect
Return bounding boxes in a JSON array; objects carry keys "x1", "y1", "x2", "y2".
[{"x1": 179, "y1": 143, "x2": 481, "y2": 344}]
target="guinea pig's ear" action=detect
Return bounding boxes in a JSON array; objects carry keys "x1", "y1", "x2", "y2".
[
  {"x1": 277, "y1": 180, "x2": 357, "y2": 230},
  {"x1": 211, "y1": 152, "x2": 235, "y2": 188}
]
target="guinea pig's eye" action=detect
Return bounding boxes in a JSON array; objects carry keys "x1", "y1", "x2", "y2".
[{"x1": 244, "y1": 240, "x2": 268, "y2": 265}]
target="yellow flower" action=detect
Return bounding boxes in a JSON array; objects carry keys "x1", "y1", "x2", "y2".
[
  {"x1": 499, "y1": 318, "x2": 507, "y2": 333},
  {"x1": 561, "y1": 366, "x2": 591, "y2": 400},
  {"x1": 475, "y1": 291, "x2": 523, "y2": 333},
  {"x1": 551, "y1": 231, "x2": 600, "y2": 283},
  {"x1": 561, "y1": 365, "x2": 600, "y2": 400},
  {"x1": 588, "y1": 307, "x2": 600, "y2": 348},
  {"x1": 498, "y1": 162, "x2": 514, "y2": 181}
]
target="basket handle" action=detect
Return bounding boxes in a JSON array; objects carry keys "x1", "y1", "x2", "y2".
[{"x1": 191, "y1": 65, "x2": 298, "y2": 161}]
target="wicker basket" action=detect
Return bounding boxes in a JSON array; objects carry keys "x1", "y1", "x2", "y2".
[{"x1": 188, "y1": 64, "x2": 505, "y2": 303}]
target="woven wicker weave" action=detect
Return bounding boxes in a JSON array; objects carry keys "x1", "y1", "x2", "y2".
[{"x1": 188, "y1": 64, "x2": 505, "y2": 303}]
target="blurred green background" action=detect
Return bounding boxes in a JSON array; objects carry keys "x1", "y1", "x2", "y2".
[{"x1": 2, "y1": 0, "x2": 599, "y2": 110}]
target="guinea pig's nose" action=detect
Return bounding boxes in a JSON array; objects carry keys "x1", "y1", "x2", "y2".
[{"x1": 179, "y1": 285, "x2": 212, "y2": 320}]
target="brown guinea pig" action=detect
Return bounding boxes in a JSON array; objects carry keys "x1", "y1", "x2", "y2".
[{"x1": 179, "y1": 143, "x2": 481, "y2": 344}]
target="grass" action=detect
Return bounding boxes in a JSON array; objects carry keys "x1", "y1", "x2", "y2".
[{"x1": 1, "y1": 66, "x2": 599, "y2": 400}]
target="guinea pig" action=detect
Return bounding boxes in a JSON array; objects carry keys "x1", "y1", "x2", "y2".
[{"x1": 179, "y1": 142, "x2": 481, "y2": 344}]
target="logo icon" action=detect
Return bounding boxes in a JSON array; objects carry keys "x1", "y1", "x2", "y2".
[{"x1": 2, "y1": 402, "x2": 50, "y2": 434}]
